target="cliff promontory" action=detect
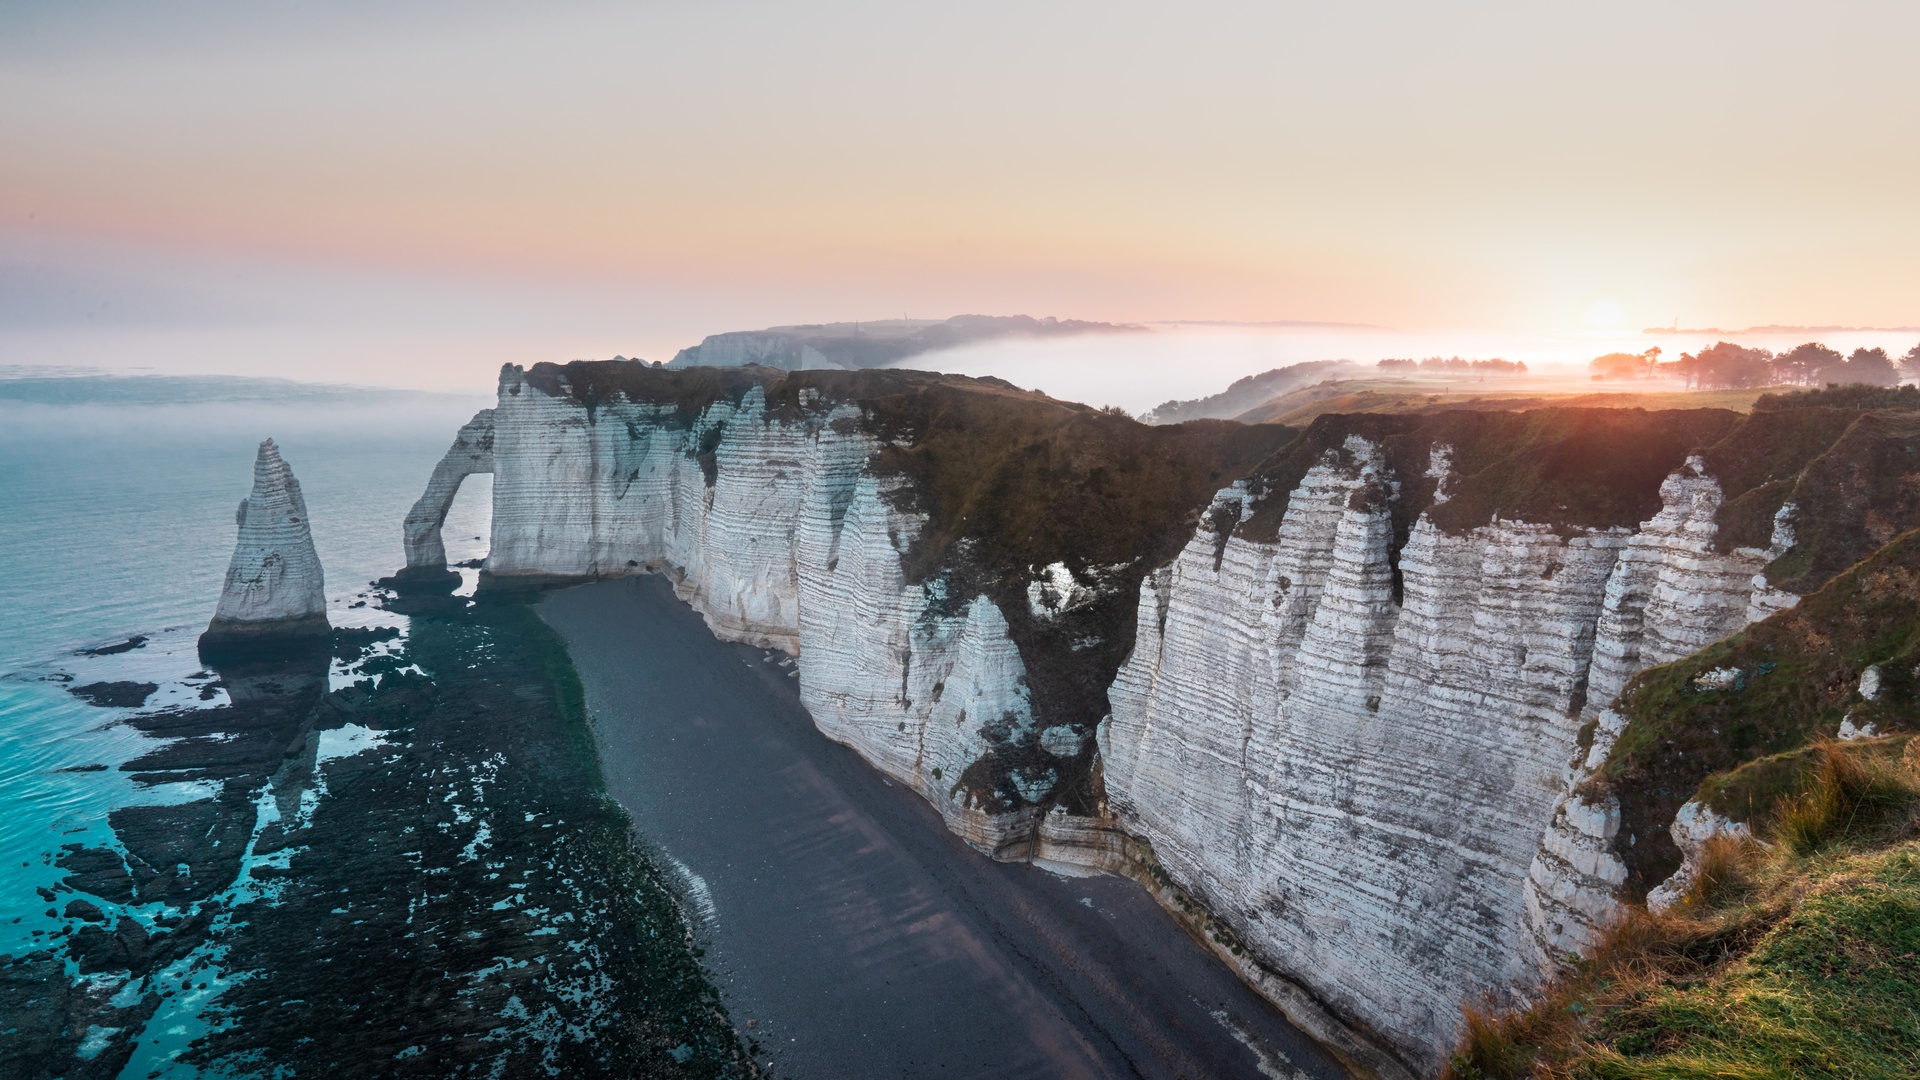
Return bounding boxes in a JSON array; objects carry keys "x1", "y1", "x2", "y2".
[
  {"x1": 668, "y1": 314, "x2": 1143, "y2": 370},
  {"x1": 407, "y1": 362, "x2": 1285, "y2": 850}
]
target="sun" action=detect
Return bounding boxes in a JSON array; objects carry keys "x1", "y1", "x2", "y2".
[{"x1": 1585, "y1": 298, "x2": 1627, "y2": 330}]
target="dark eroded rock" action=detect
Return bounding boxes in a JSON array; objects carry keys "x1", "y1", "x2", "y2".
[
  {"x1": 78, "y1": 636, "x2": 147, "y2": 656},
  {"x1": 62, "y1": 898, "x2": 105, "y2": 923},
  {"x1": 67, "y1": 682, "x2": 157, "y2": 708}
]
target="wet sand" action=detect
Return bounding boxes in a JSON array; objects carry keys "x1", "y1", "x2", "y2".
[{"x1": 541, "y1": 576, "x2": 1347, "y2": 1080}]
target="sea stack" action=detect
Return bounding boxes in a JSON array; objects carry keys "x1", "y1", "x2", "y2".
[{"x1": 199, "y1": 439, "x2": 330, "y2": 657}]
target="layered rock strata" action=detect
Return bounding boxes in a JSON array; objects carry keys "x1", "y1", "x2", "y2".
[
  {"x1": 1520, "y1": 462, "x2": 1797, "y2": 974},
  {"x1": 1102, "y1": 443, "x2": 1795, "y2": 1072},
  {"x1": 201, "y1": 439, "x2": 329, "y2": 653}
]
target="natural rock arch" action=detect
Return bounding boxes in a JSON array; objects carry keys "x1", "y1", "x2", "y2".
[{"x1": 402, "y1": 409, "x2": 495, "y2": 574}]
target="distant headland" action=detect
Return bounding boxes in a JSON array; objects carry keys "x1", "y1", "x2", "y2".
[{"x1": 667, "y1": 313, "x2": 1144, "y2": 371}]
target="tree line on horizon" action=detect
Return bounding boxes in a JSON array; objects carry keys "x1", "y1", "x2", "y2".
[{"x1": 1589, "y1": 341, "x2": 1920, "y2": 389}]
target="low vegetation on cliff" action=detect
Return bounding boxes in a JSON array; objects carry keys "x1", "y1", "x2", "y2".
[
  {"x1": 1448, "y1": 738, "x2": 1920, "y2": 1079},
  {"x1": 1457, "y1": 457, "x2": 1920, "y2": 1075},
  {"x1": 1701, "y1": 386, "x2": 1920, "y2": 590},
  {"x1": 1224, "y1": 387, "x2": 1920, "y2": 618},
  {"x1": 1232, "y1": 407, "x2": 1740, "y2": 547}
]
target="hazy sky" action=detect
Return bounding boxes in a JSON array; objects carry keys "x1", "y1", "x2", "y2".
[{"x1": 4, "y1": 1, "x2": 1918, "y2": 391}]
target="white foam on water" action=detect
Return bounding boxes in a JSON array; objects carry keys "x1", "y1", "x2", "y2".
[{"x1": 315, "y1": 723, "x2": 391, "y2": 765}]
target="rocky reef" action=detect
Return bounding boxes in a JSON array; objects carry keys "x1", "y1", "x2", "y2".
[
  {"x1": 408, "y1": 365, "x2": 1920, "y2": 1076},
  {"x1": 199, "y1": 439, "x2": 329, "y2": 656},
  {"x1": 7, "y1": 603, "x2": 753, "y2": 1078}
]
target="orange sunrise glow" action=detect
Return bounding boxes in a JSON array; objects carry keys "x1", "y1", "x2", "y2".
[{"x1": 4, "y1": 1, "x2": 1918, "y2": 398}]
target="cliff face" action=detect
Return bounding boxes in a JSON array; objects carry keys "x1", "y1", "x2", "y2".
[
  {"x1": 483, "y1": 372, "x2": 1040, "y2": 843},
  {"x1": 424, "y1": 362, "x2": 1282, "y2": 851},
  {"x1": 202, "y1": 438, "x2": 329, "y2": 651},
  {"x1": 410, "y1": 363, "x2": 1918, "y2": 1075},
  {"x1": 1102, "y1": 397, "x2": 1920, "y2": 1070},
  {"x1": 401, "y1": 409, "x2": 494, "y2": 579},
  {"x1": 1100, "y1": 437, "x2": 1790, "y2": 1066}
]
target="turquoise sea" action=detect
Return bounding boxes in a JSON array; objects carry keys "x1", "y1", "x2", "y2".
[
  {"x1": 1, "y1": 375, "x2": 763, "y2": 1078},
  {"x1": 0, "y1": 380, "x2": 494, "y2": 942}
]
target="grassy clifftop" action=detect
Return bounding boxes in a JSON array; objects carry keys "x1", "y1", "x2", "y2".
[
  {"x1": 1227, "y1": 388, "x2": 1920, "y2": 607},
  {"x1": 1233, "y1": 407, "x2": 1741, "y2": 546}
]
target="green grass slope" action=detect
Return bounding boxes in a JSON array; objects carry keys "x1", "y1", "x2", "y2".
[{"x1": 1449, "y1": 738, "x2": 1920, "y2": 1080}]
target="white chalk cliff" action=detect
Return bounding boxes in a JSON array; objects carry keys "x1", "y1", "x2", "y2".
[
  {"x1": 417, "y1": 367, "x2": 1057, "y2": 851},
  {"x1": 1104, "y1": 446, "x2": 1794, "y2": 1071},
  {"x1": 410, "y1": 368, "x2": 1803, "y2": 1076},
  {"x1": 203, "y1": 438, "x2": 329, "y2": 646}
]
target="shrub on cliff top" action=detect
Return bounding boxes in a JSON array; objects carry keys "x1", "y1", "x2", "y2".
[{"x1": 1754, "y1": 383, "x2": 1920, "y2": 413}]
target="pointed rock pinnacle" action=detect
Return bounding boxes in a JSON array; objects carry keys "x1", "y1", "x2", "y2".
[{"x1": 199, "y1": 438, "x2": 330, "y2": 655}]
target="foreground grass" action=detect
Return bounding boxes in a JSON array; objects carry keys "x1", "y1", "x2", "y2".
[{"x1": 1448, "y1": 740, "x2": 1920, "y2": 1079}]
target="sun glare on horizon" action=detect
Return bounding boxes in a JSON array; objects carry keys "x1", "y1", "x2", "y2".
[{"x1": 1583, "y1": 298, "x2": 1628, "y2": 331}]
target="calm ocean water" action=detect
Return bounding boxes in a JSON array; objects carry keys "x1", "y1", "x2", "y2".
[{"x1": 0, "y1": 389, "x2": 494, "y2": 950}]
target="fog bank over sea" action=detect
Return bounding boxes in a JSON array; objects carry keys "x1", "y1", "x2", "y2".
[{"x1": 14, "y1": 314, "x2": 1919, "y2": 421}]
